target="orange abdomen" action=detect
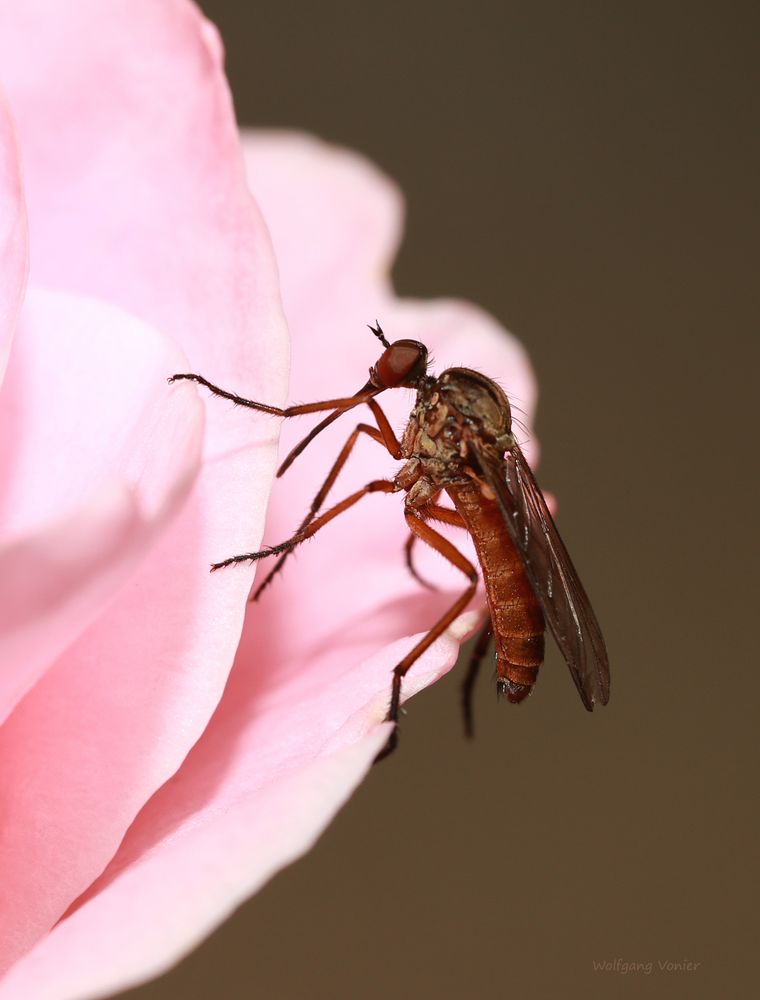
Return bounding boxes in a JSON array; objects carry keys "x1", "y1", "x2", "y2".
[{"x1": 447, "y1": 485, "x2": 545, "y2": 701}]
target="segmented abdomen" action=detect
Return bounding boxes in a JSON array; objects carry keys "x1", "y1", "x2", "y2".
[{"x1": 447, "y1": 484, "x2": 545, "y2": 702}]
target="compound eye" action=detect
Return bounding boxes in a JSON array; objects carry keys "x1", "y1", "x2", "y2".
[{"x1": 374, "y1": 340, "x2": 428, "y2": 388}]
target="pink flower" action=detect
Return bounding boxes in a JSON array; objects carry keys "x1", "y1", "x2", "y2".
[{"x1": 0, "y1": 2, "x2": 535, "y2": 997}]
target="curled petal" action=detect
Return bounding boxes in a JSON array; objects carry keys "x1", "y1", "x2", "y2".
[
  {"x1": 0, "y1": 1, "x2": 288, "y2": 455},
  {"x1": 0, "y1": 289, "x2": 203, "y2": 724},
  {"x1": 0, "y1": 729, "x2": 390, "y2": 1000},
  {"x1": 0, "y1": 0, "x2": 288, "y2": 978},
  {"x1": 242, "y1": 130, "x2": 403, "y2": 313}
]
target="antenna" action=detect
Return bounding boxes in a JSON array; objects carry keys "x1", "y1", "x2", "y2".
[{"x1": 368, "y1": 321, "x2": 391, "y2": 350}]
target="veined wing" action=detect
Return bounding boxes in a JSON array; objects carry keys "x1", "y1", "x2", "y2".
[{"x1": 473, "y1": 440, "x2": 610, "y2": 709}]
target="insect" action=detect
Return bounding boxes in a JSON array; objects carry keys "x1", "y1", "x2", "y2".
[{"x1": 170, "y1": 324, "x2": 610, "y2": 759}]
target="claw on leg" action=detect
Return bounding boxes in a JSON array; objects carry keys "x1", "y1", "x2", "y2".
[{"x1": 374, "y1": 725, "x2": 399, "y2": 763}]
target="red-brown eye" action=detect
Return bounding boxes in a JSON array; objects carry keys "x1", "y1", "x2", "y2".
[{"x1": 372, "y1": 340, "x2": 428, "y2": 388}]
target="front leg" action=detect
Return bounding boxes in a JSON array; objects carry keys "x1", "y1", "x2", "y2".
[{"x1": 169, "y1": 372, "x2": 377, "y2": 418}]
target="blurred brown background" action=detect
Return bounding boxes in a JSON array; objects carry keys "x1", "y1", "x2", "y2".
[{"x1": 122, "y1": 2, "x2": 758, "y2": 998}]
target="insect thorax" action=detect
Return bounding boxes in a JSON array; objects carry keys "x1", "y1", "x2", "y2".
[{"x1": 398, "y1": 370, "x2": 513, "y2": 491}]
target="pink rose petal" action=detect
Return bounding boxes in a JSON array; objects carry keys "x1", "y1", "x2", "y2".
[
  {"x1": 0, "y1": 288, "x2": 203, "y2": 723},
  {"x1": 0, "y1": 0, "x2": 288, "y2": 979},
  {"x1": 0, "y1": 134, "x2": 537, "y2": 999},
  {"x1": 0, "y1": 730, "x2": 391, "y2": 1000},
  {"x1": 242, "y1": 130, "x2": 402, "y2": 314},
  {"x1": 0, "y1": 606, "x2": 479, "y2": 1000},
  {"x1": 0, "y1": 1, "x2": 288, "y2": 455}
]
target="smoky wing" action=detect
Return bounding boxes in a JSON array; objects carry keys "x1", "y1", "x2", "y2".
[{"x1": 474, "y1": 441, "x2": 610, "y2": 710}]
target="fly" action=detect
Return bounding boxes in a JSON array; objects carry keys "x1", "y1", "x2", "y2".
[{"x1": 169, "y1": 324, "x2": 610, "y2": 760}]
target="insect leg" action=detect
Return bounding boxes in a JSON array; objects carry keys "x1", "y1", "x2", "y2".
[
  {"x1": 460, "y1": 614, "x2": 493, "y2": 740},
  {"x1": 253, "y1": 405, "x2": 401, "y2": 600},
  {"x1": 169, "y1": 372, "x2": 378, "y2": 419},
  {"x1": 404, "y1": 503, "x2": 467, "y2": 590},
  {"x1": 376, "y1": 511, "x2": 478, "y2": 762},
  {"x1": 211, "y1": 480, "x2": 397, "y2": 571},
  {"x1": 276, "y1": 394, "x2": 401, "y2": 476}
]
